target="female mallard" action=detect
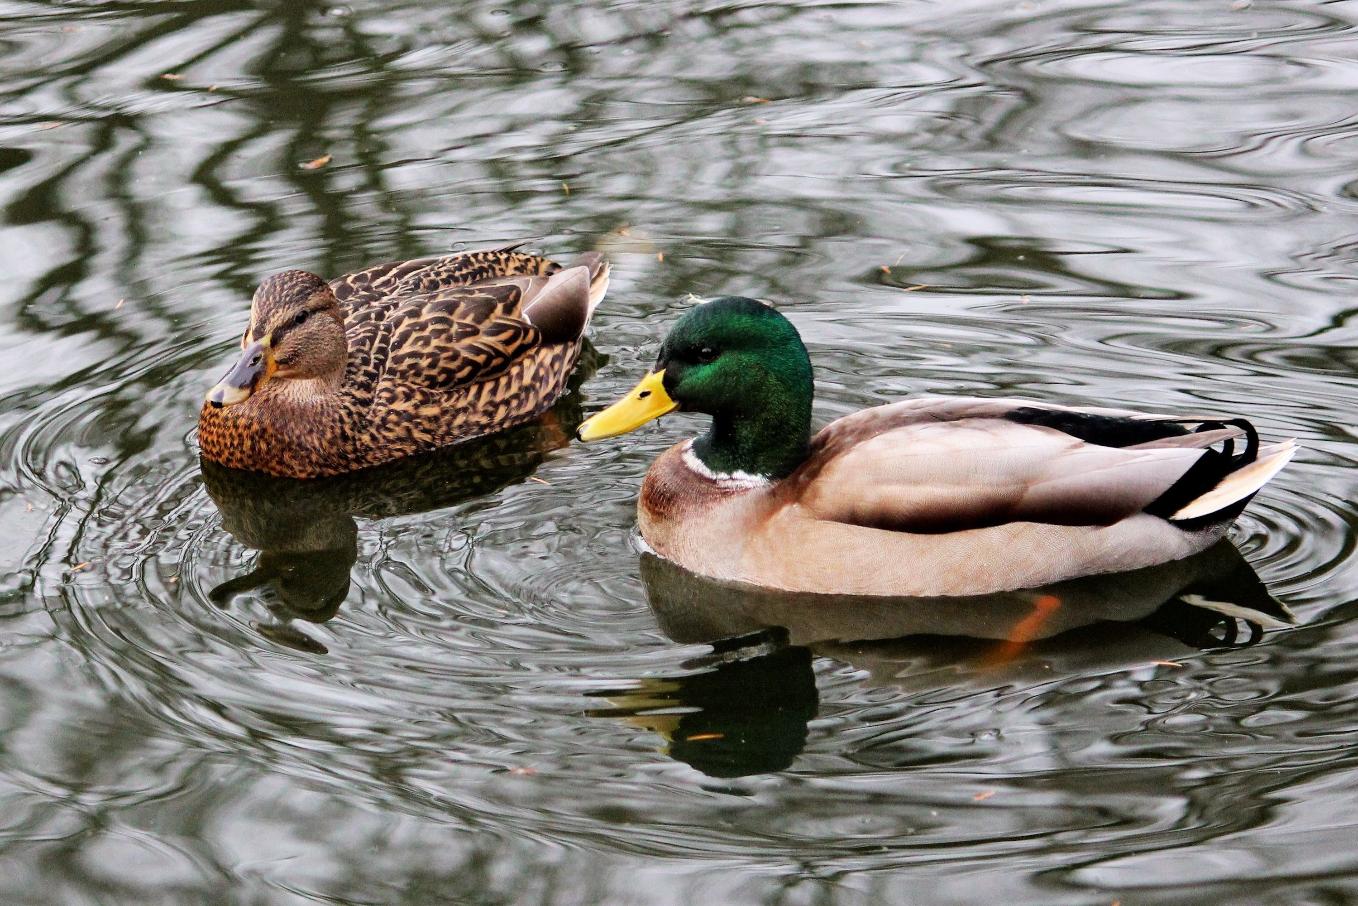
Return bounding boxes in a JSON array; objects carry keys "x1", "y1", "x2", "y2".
[
  {"x1": 578, "y1": 297, "x2": 1296, "y2": 597},
  {"x1": 199, "y1": 245, "x2": 609, "y2": 478}
]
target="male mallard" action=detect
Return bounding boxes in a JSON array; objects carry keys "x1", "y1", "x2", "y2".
[
  {"x1": 579, "y1": 297, "x2": 1296, "y2": 597},
  {"x1": 199, "y1": 245, "x2": 609, "y2": 478}
]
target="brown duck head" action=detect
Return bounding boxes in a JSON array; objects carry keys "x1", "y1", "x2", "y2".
[{"x1": 206, "y1": 270, "x2": 346, "y2": 408}]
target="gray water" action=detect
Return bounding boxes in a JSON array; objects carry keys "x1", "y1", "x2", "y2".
[{"x1": 1, "y1": 0, "x2": 1357, "y2": 903}]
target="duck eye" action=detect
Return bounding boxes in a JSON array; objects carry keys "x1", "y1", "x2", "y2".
[
  {"x1": 293, "y1": 310, "x2": 309, "y2": 327},
  {"x1": 697, "y1": 346, "x2": 717, "y2": 364}
]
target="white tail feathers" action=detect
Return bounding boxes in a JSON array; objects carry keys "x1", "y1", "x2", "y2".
[
  {"x1": 587, "y1": 259, "x2": 610, "y2": 317},
  {"x1": 1180, "y1": 593, "x2": 1295, "y2": 631},
  {"x1": 1171, "y1": 440, "x2": 1297, "y2": 521}
]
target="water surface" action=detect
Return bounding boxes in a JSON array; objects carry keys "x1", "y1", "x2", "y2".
[{"x1": 1, "y1": 0, "x2": 1357, "y2": 903}]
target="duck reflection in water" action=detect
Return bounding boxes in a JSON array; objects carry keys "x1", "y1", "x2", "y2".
[
  {"x1": 202, "y1": 357, "x2": 595, "y2": 652},
  {"x1": 593, "y1": 543, "x2": 1292, "y2": 778}
]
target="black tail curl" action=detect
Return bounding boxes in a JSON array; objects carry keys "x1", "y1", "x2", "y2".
[
  {"x1": 1168, "y1": 417, "x2": 1260, "y2": 465},
  {"x1": 1145, "y1": 417, "x2": 1261, "y2": 525}
]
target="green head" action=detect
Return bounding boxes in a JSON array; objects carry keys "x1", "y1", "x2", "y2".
[
  {"x1": 658, "y1": 296, "x2": 813, "y2": 425},
  {"x1": 579, "y1": 297, "x2": 815, "y2": 479}
]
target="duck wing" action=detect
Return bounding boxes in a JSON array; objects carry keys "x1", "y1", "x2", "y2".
[
  {"x1": 793, "y1": 397, "x2": 1293, "y2": 533},
  {"x1": 374, "y1": 262, "x2": 600, "y2": 394},
  {"x1": 331, "y1": 243, "x2": 559, "y2": 310}
]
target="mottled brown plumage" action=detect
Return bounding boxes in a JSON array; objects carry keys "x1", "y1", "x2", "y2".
[{"x1": 199, "y1": 245, "x2": 609, "y2": 478}]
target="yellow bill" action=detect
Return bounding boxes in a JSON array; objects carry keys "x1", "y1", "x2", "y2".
[{"x1": 578, "y1": 370, "x2": 677, "y2": 441}]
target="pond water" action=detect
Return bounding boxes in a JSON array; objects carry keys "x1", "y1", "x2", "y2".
[{"x1": 1, "y1": 0, "x2": 1357, "y2": 902}]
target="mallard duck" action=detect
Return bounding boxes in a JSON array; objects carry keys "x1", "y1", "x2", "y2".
[
  {"x1": 198, "y1": 244, "x2": 609, "y2": 478},
  {"x1": 578, "y1": 297, "x2": 1297, "y2": 597}
]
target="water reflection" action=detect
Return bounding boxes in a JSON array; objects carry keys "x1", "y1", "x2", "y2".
[
  {"x1": 4, "y1": 0, "x2": 1358, "y2": 898},
  {"x1": 201, "y1": 358, "x2": 592, "y2": 651},
  {"x1": 603, "y1": 545, "x2": 1292, "y2": 778},
  {"x1": 590, "y1": 639, "x2": 818, "y2": 779}
]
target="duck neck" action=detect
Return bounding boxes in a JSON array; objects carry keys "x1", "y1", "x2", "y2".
[{"x1": 690, "y1": 383, "x2": 812, "y2": 482}]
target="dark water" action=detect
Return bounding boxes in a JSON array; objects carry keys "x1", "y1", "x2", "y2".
[{"x1": 1, "y1": 0, "x2": 1357, "y2": 902}]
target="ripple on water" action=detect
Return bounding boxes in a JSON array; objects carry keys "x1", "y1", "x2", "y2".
[
  {"x1": 2, "y1": 0, "x2": 1358, "y2": 900},
  {"x1": 909, "y1": 167, "x2": 1321, "y2": 222},
  {"x1": 1063, "y1": 96, "x2": 1357, "y2": 159}
]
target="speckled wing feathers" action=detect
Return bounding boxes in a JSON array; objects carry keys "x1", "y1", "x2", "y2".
[
  {"x1": 331, "y1": 245, "x2": 558, "y2": 309},
  {"x1": 199, "y1": 246, "x2": 601, "y2": 478},
  {"x1": 379, "y1": 280, "x2": 545, "y2": 394},
  {"x1": 342, "y1": 251, "x2": 600, "y2": 463}
]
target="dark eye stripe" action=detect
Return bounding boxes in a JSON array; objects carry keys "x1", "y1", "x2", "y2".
[{"x1": 273, "y1": 309, "x2": 322, "y2": 339}]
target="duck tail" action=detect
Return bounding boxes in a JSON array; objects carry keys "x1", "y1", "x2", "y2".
[
  {"x1": 571, "y1": 251, "x2": 610, "y2": 317},
  {"x1": 521, "y1": 252, "x2": 611, "y2": 343},
  {"x1": 1170, "y1": 438, "x2": 1297, "y2": 523}
]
